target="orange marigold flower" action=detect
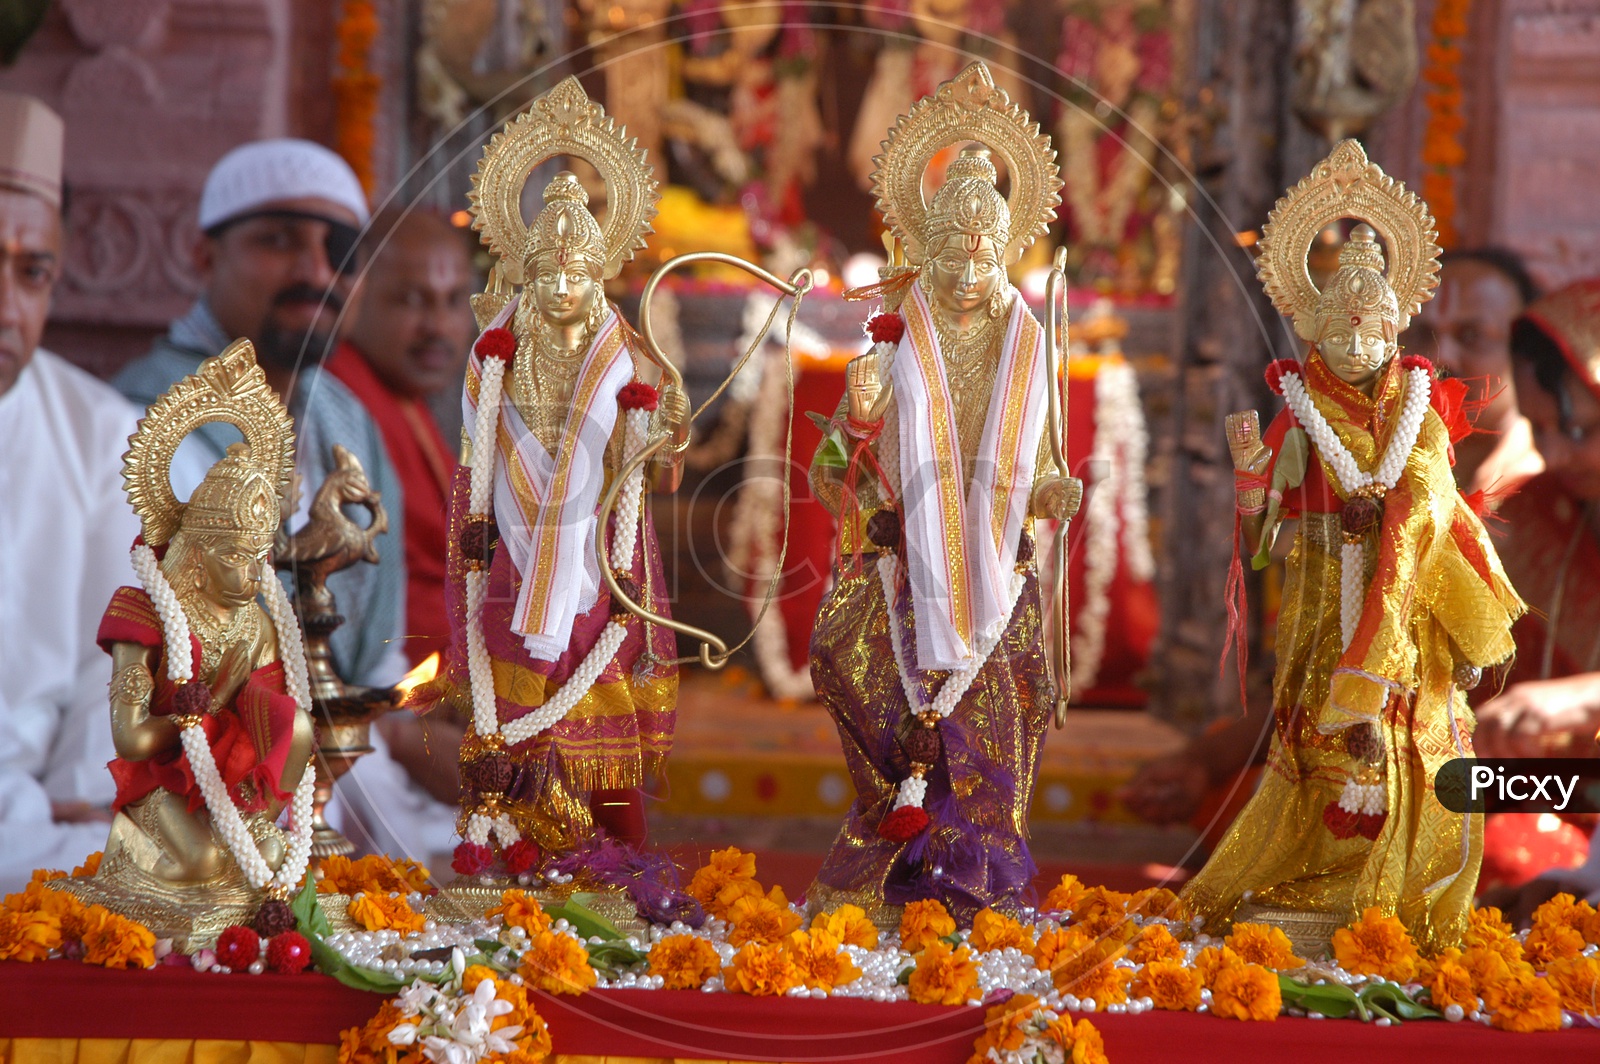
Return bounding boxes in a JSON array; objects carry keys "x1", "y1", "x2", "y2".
[
  {"x1": 1532, "y1": 892, "x2": 1597, "y2": 938},
  {"x1": 1416, "y1": 947, "x2": 1461, "y2": 986},
  {"x1": 1464, "y1": 934, "x2": 1530, "y2": 982},
  {"x1": 1209, "y1": 962, "x2": 1281, "y2": 1021},
  {"x1": 899, "y1": 898, "x2": 956, "y2": 954},
  {"x1": 318, "y1": 854, "x2": 431, "y2": 896},
  {"x1": 1050, "y1": 934, "x2": 1130, "y2": 1007},
  {"x1": 1193, "y1": 945, "x2": 1245, "y2": 988},
  {"x1": 488, "y1": 889, "x2": 552, "y2": 935},
  {"x1": 968, "y1": 908, "x2": 1034, "y2": 953},
  {"x1": 1224, "y1": 922, "x2": 1305, "y2": 970},
  {"x1": 1428, "y1": 960, "x2": 1476, "y2": 1012},
  {"x1": 648, "y1": 934, "x2": 722, "y2": 990},
  {"x1": 1524, "y1": 922, "x2": 1586, "y2": 970},
  {"x1": 80, "y1": 907, "x2": 155, "y2": 970},
  {"x1": 1068, "y1": 886, "x2": 1131, "y2": 927},
  {"x1": 1127, "y1": 887, "x2": 1185, "y2": 921},
  {"x1": 1486, "y1": 970, "x2": 1563, "y2": 1032},
  {"x1": 787, "y1": 928, "x2": 862, "y2": 991},
  {"x1": 1033, "y1": 926, "x2": 1094, "y2": 974},
  {"x1": 727, "y1": 893, "x2": 802, "y2": 946},
  {"x1": 709, "y1": 877, "x2": 766, "y2": 919},
  {"x1": 72, "y1": 853, "x2": 102, "y2": 878},
  {"x1": 347, "y1": 891, "x2": 426, "y2": 935},
  {"x1": 1133, "y1": 959, "x2": 1204, "y2": 1011},
  {"x1": 968, "y1": 993, "x2": 1041, "y2": 1060},
  {"x1": 909, "y1": 939, "x2": 981, "y2": 1005},
  {"x1": 0, "y1": 908, "x2": 60, "y2": 962},
  {"x1": 724, "y1": 940, "x2": 803, "y2": 996},
  {"x1": 1545, "y1": 955, "x2": 1600, "y2": 1016},
  {"x1": 686, "y1": 847, "x2": 758, "y2": 912},
  {"x1": 1041, "y1": 1015, "x2": 1108, "y2": 1064},
  {"x1": 30, "y1": 868, "x2": 66, "y2": 883},
  {"x1": 1331, "y1": 907, "x2": 1419, "y2": 982},
  {"x1": 518, "y1": 930, "x2": 596, "y2": 995},
  {"x1": 1042, "y1": 874, "x2": 1088, "y2": 913},
  {"x1": 1459, "y1": 945, "x2": 1517, "y2": 992},
  {"x1": 1129, "y1": 924, "x2": 1184, "y2": 965},
  {"x1": 340, "y1": 1002, "x2": 426, "y2": 1064},
  {"x1": 811, "y1": 903, "x2": 879, "y2": 950}
]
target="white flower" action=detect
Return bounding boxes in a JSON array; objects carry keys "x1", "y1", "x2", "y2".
[
  {"x1": 451, "y1": 947, "x2": 467, "y2": 980},
  {"x1": 387, "y1": 1023, "x2": 419, "y2": 1046},
  {"x1": 421, "y1": 1035, "x2": 472, "y2": 1064}
]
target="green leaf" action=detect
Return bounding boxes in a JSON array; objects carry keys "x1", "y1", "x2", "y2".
[
  {"x1": 475, "y1": 938, "x2": 504, "y2": 954},
  {"x1": 586, "y1": 940, "x2": 648, "y2": 975},
  {"x1": 1358, "y1": 982, "x2": 1439, "y2": 1023},
  {"x1": 814, "y1": 428, "x2": 850, "y2": 470},
  {"x1": 1277, "y1": 974, "x2": 1362, "y2": 1020},
  {"x1": 291, "y1": 877, "x2": 414, "y2": 993},
  {"x1": 291, "y1": 877, "x2": 334, "y2": 940},
  {"x1": 543, "y1": 894, "x2": 625, "y2": 942},
  {"x1": 896, "y1": 965, "x2": 914, "y2": 986}
]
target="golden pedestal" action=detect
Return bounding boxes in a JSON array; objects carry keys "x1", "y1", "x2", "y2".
[
  {"x1": 48, "y1": 848, "x2": 261, "y2": 953},
  {"x1": 1233, "y1": 903, "x2": 1343, "y2": 960},
  {"x1": 427, "y1": 878, "x2": 647, "y2": 936}
]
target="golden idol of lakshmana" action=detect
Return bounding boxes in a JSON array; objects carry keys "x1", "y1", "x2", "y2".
[
  {"x1": 1182, "y1": 140, "x2": 1525, "y2": 953},
  {"x1": 442, "y1": 77, "x2": 688, "y2": 886},
  {"x1": 54, "y1": 341, "x2": 316, "y2": 948},
  {"x1": 806, "y1": 63, "x2": 1080, "y2": 924}
]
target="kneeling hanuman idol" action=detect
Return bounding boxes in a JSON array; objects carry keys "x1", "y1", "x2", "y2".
[{"x1": 1181, "y1": 141, "x2": 1526, "y2": 953}]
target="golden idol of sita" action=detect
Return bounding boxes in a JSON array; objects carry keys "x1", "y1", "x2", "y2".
[
  {"x1": 439, "y1": 77, "x2": 695, "y2": 898},
  {"x1": 54, "y1": 341, "x2": 316, "y2": 949},
  {"x1": 802, "y1": 62, "x2": 1080, "y2": 925},
  {"x1": 1184, "y1": 140, "x2": 1526, "y2": 955}
]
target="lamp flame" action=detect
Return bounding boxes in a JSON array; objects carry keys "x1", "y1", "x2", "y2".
[{"x1": 394, "y1": 652, "x2": 441, "y2": 697}]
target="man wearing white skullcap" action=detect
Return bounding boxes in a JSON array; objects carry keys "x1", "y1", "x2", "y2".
[
  {"x1": 114, "y1": 138, "x2": 406, "y2": 689},
  {"x1": 114, "y1": 138, "x2": 461, "y2": 868},
  {"x1": 0, "y1": 91, "x2": 159, "y2": 888}
]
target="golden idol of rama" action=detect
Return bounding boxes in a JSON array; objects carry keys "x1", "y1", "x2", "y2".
[
  {"x1": 440, "y1": 77, "x2": 690, "y2": 888},
  {"x1": 55, "y1": 340, "x2": 316, "y2": 949},
  {"x1": 1183, "y1": 140, "x2": 1526, "y2": 955},
  {"x1": 803, "y1": 61, "x2": 1080, "y2": 925}
]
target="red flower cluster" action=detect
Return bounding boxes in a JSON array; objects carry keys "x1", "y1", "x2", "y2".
[
  {"x1": 266, "y1": 931, "x2": 312, "y2": 974},
  {"x1": 504, "y1": 839, "x2": 541, "y2": 875},
  {"x1": 452, "y1": 841, "x2": 494, "y2": 876},
  {"x1": 215, "y1": 925, "x2": 259, "y2": 969},
  {"x1": 619, "y1": 381, "x2": 660, "y2": 411},
  {"x1": 475, "y1": 328, "x2": 517, "y2": 363},
  {"x1": 1264, "y1": 359, "x2": 1303, "y2": 396},
  {"x1": 1322, "y1": 802, "x2": 1385, "y2": 841},
  {"x1": 867, "y1": 313, "x2": 905, "y2": 346},
  {"x1": 213, "y1": 924, "x2": 312, "y2": 974},
  {"x1": 878, "y1": 805, "x2": 930, "y2": 843},
  {"x1": 1400, "y1": 354, "x2": 1435, "y2": 375}
]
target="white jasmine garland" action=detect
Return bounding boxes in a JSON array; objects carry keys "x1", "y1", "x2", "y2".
[
  {"x1": 461, "y1": 375, "x2": 651, "y2": 849},
  {"x1": 132, "y1": 542, "x2": 315, "y2": 894}
]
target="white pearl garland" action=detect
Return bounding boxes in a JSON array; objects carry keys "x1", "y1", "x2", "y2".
[
  {"x1": 878, "y1": 553, "x2": 1024, "y2": 812},
  {"x1": 461, "y1": 360, "x2": 651, "y2": 849},
  {"x1": 132, "y1": 542, "x2": 316, "y2": 895}
]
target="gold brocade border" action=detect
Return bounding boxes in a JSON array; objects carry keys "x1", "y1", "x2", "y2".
[{"x1": 0, "y1": 1041, "x2": 752, "y2": 1064}]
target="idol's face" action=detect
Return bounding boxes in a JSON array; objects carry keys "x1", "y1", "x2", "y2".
[
  {"x1": 1318, "y1": 315, "x2": 1396, "y2": 388},
  {"x1": 529, "y1": 253, "x2": 602, "y2": 330},
  {"x1": 926, "y1": 233, "x2": 1003, "y2": 316},
  {"x1": 198, "y1": 540, "x2": 271, "y2": 607}
]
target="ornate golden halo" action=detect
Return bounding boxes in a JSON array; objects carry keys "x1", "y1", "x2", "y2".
[
  {"x1": 1256, "y1": 138, "x2": 1441, "y2": 342},
  {"x1": 871, "y1": 62, "x2": 1062, "y2": 266},
  {"x1": 467, "y1": 76, "x2": 659, "y2": 283},
  {"x1": 123, "y1": 339, "x2": 295, "y2": 548}
]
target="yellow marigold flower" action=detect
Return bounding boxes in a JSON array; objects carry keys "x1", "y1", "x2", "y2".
[
  {"x1": 1041, "y1": 1016, "x2": 1108, "y2": 1064},
  {"x1": 1524, "y1": 922, "x2": 1586, "y2": 970},
  {"x1": 687, "y1": 847, "x2": 758, "y2": 911},
  {"x1": 723, "y1": 940, "x2": 802, "y2": 996},
  {"x1": 518, "y1": 930, "x2": 596, "y2": 995},
  {"x1": 347, "y1": 891, "x2": 426, "y2": 934},
  {"x1": 811, "y1": 903, "x2": 879, "y2": 950},
  {"x1": 708, "y1": 877, "x2": 765, "y2": 919},
  {"x1": 1224, "y1": 922, "x2": 1305, "y2": 970},
  {"x1": 30, "y1": 868, "x2": 66, "y2": 883},
  {"x1": 1209, "y1": 962, "x2": 1281, "y2": 1021},
  {"x1": 1530, "y1": 892, "x2": 1588, "y2": 933},
  {"x1": 648, "y1": 934, "x2": 722, "y2": 990},
  {"x1": 1032, "y1": 926, "x2": 1094, "y2": 974},
  {"x1": 1193, "y1": 945, "x2": 1245, "y2": 988},
  {"x1": 1428, "y1": 960, "x2": 1476, "y2": 1012},
  {"x1": 787, "y1": 928, "x2": 862, "y2": 991},
  {"x1": 1485, "y1": 970, "x2": 1563, "y2": 1032},
  {"x1": 1048, "y1": 933, "x2": 1130, "y2": 1007},
  {"x1": 0, "y1": 908, "x2": 60, "y2": 962},
  {"x1": 727, "y1": 893, "x2": 802, "y2": 946},
  {"x1": 1545, "y1": 955, "x2": 1600, "y2": 1016},
  {"x1": 80, "y1": 907, "x2": 155, "y2": 970},
  {"x1": 318, "y1": 854, "x2": 430, "y2": 896},
  {"x1": 1466, "y1": 905, "x2": 1513, "y2": 945},
  {"x1": 1128, "y1": 924, "x2": 1184, "y2": 965},
  {"x1": 899, "y1": 898, "x2": 957, "y2": 954},
  {"x1": 968, "y1": 908, "x2": 1034, "y2": 953},
  {"x1": 1132, "y1": 959, "x2": 1204, "y2": 1011},
  {"x1": 1127, "y1": 887, "x2": 1185, "y2": 921},
  {"x1": 1330, "y1": 907, "x2": 1419, "y2": 982},
  {"x1": 1415, "y1": 946, "x2": 1461, "y2": 986},
  {"x1": 1068, "y1": 887, "x2": 1132, "y2": 929},
  {"x1": 1042, "y1": 874, "x2": 1087, "y2": 913},
  {"x1": 488, "y1": 889, "x2": 552, "y2": 935},
  {"x1": 908, "y1": 939, "x2": 980, "y2": 1006},
  {"x1": 1464, "y1": 934, "x2": 1530, "y2": 982},
  {"x1": 72, "y1": 853, "x2": 102, "y2": 878},
  {"x1": 969, "y1": 993, "x2": 1041, "y2": 1061}
]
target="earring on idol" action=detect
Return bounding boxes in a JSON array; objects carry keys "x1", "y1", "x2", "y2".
[{"x1": 988, "y1": 287, "x2": 1007, "y2": 319}]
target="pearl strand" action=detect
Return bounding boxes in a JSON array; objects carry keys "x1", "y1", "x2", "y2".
[
  {"x1": 130, "y1": 543, "x2": 193, "y2": 683},
  {"x1": 262, "y1": 572, "x2": 313, "y2": 711},
  {"x1": 1279, "y1": 367, "x2": 1431, "y2": 496}
]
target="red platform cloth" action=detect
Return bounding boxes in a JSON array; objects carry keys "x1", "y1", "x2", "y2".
[{"x1": 2, "y1": 961, "x2": 1595, "y2": 1061}]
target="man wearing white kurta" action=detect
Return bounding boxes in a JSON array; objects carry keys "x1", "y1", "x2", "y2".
[{"x1": 0, "y1": 93, "x2": 142, "y2": 889}]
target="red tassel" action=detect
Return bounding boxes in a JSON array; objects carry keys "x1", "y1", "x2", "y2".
[{"x1": 878, "y1": 805, "x2": 929, "y2": 842}]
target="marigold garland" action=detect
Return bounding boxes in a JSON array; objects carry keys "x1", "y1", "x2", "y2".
[
  {"x1": 1223, "y1": 922, "x2": 1305, "y2": 971},
  {"x1": 968, "y1": 908, "x2": 1034, "y2": 953},
  {"x1": 787, "y1": 928, "x2": 862, "y2": 992},
  {"x1": 317, "y1": 854, "x2": 431, "y2": 896},
  {"x1": 1420, "y1": 0, "x2": 1471, "y2": 246},
  {"x1": 899, "y1": 898, "x2": 956, "y2": 954},
  {"x1": 488, "y1": 889, "x2": 553, "y2": 936}
]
